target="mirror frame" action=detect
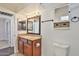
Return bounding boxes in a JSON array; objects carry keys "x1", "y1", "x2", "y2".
[{"x1": 27, "y1": 15, "x2": 41, "y2": 35}]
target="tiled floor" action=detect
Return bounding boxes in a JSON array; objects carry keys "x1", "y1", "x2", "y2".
[
  {"x1": 10, "y1": 53, "x2": 24, "y2": 56},
  {"x1": 0, "y1": 40, "x2": 10, "y2": 49},
  {"x1": 0, "y1": 40, "x2": 24, "y2": 56},
  {"x1": 0, "y1": 47, "x2": 14, "y2": 56}
]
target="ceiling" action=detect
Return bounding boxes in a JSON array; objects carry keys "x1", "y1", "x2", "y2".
[
  {"x1": 0, "y1": 3, "x2": 68, "y2": 13},
  {"x1": 0, "y1": 3, "x2": 28, "y2": 13}
]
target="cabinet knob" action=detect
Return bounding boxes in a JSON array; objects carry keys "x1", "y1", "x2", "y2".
[{"x1": 36, "y1": 43, "x2": 40, "y2": 47}]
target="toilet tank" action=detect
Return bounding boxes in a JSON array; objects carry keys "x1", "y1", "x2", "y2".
[{"x1": 53, "y1": 42, "x2": 70, "y2": 56}]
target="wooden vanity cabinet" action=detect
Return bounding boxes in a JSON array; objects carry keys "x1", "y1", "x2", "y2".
[
  {"x1": 18, "y1": 37, "x2": 24, "y2": 54},
  {"x1": 33, "y1": 39, "x2": 41, "y2": 56},
  {"x1": 18, "y1": 36, "x2": 41, "y2": 56},
  {"x1": 24, "y1": 40, "x2": 32, "y2": 56}
]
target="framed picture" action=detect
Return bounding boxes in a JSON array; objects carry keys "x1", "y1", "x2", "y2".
[{"x1": 18, "y1": 21, "x2": 26, "y2": 30}]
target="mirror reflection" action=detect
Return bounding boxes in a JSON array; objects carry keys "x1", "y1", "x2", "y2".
[
  {"x1": 18, "y1": 21, "x2": 26, "y2": 31},
  {"x1": 27, "y1": 16, "x2": 41, "y2": 35}
]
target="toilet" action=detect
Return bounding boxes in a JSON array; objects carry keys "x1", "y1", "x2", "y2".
[{"x1": 53, "y1": 42, "x2": 70, "y2": 56}]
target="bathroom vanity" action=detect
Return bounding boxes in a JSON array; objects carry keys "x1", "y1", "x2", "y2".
[
  {"x1": 18, "y1": 34, "x2": 42, "y2": 56},
  {"x1": 18, "y1": 16, "x2": 41, "y2": 56}
]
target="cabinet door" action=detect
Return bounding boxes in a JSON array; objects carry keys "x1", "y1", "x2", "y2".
[
  {"x1": 24, "y1": 40, "x2": 32, "y2": 56},
  {"x1": 18, "y1": 38, "x2": 24, "y2": 54},
  {"x1": 33, "y1": 39, "x2": 41, "y2": 56}
]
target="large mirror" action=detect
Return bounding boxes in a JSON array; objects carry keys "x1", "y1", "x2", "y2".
[
  {"x1": 55, "y1": 5, "x2": 69, "y2": 21},
  {"x1": 27, "y1": 16, "x2": 41, "y2": 35}
]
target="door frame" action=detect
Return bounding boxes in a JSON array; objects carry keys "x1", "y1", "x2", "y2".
[{"x1": 0, "y1": 14, "x2": 17, "y2": 54}]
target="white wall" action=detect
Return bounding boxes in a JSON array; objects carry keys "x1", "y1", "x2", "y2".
[
  {"x1": 17, "y1": 3, "x2": 79, "y2": 56},
  {"x1": 68, "y1": 4, "x2": 79, "y2": 56},
  {"x1": 41, "y1": 3, "x2": 79, "y2": 56},
  {"x1": 38, "y1": 6, "x2": 55, "y2": 55}
]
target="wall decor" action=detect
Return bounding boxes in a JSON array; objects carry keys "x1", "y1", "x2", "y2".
[
  {"x1": 55, "y1": 5, "x2": 69, "y2": 21},
  {"x1": 18, "y1": 20, "x2": 26, "y2": 31},
  {"x1": 54, "y1": 21, "x2": 70, "y2": 29}
]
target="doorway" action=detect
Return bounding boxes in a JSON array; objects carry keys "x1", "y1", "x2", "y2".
[{"x1": 0, "y1": 16, "x2": 14, "y2": 56}]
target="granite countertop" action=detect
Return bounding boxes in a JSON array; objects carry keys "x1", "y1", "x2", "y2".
[{"x1": 18, "y1": 34, "x2": 42, "y2": 41}]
